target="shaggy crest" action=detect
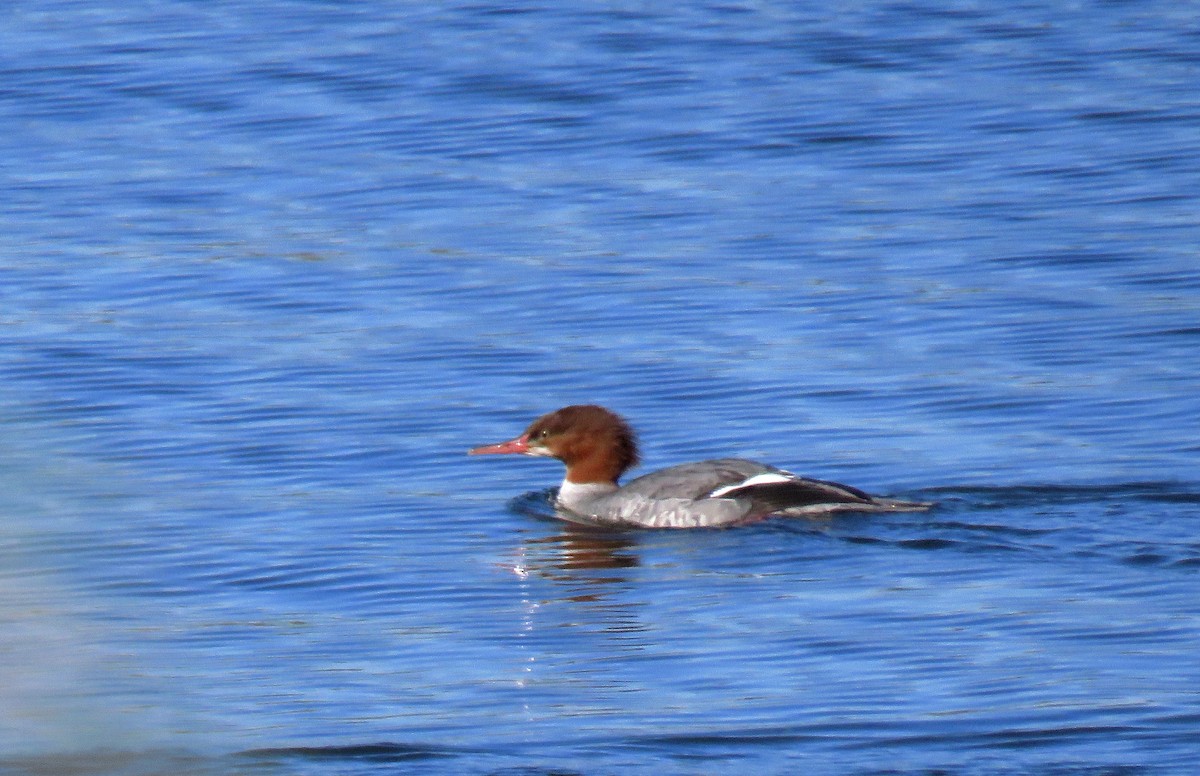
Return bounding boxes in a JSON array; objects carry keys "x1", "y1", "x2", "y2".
[{"x1": 526, "y1": 404, "x2": 639, "y2": 483}]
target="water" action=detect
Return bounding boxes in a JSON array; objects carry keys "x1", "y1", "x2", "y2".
[{"x1": 2, "y1": 1, "x2": 1199, "y2": 774}]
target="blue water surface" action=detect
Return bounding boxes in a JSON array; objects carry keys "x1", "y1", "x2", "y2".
[{"x1": 2, "y1": 2, "x2": 1199, "y2": 774}]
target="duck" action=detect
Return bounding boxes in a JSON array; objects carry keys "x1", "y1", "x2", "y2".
[{"x1": 469, "y1": 404, "x2": 930, "y2": 528}]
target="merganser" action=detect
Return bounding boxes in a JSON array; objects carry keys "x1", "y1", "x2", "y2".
[{"x1": 469, "y1": 405, "x2": 931, "y2": 528}]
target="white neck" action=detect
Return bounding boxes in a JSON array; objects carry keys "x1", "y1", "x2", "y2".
[{"x1": 556, "y1": 479, "x2": 618, "y2": 510}]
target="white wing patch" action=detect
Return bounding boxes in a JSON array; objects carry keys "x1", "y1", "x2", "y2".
[{"x1": 709, "y1": 472, "x2": 794, "y2": 498}]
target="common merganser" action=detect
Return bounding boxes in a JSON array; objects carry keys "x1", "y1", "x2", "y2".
[{"x1": 469, "y1": 405, "x2": 930, "y2": 528}]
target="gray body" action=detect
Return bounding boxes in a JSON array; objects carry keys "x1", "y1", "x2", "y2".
[{"x1": 554, "y1": 458, "x2": 928, "y2": 529}]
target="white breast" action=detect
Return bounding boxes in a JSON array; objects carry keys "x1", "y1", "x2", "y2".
[{"x1": 556, "y1": 480, "x2": 619, "y2": 511}]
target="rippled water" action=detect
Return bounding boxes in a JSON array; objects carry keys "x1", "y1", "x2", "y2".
[{"x1": 3, "y1": 1, "x2": 1199, "y2": 774}]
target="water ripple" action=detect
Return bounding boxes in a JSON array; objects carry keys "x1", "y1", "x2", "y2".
[{"x1": 3, "y1": 0, "x2": 1199, "y2": 773}]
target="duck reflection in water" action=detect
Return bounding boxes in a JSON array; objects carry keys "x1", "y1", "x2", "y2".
[
  {"x1": 504, "y1": 489, "x2": 639, "y2": 594},
  {"x1": 529, "y1": 525, "x2": 639, "y2": 572}
]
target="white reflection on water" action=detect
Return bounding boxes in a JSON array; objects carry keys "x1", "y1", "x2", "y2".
[{"x1": 0, "y1": 427, "x2": 205, "y2": 759}]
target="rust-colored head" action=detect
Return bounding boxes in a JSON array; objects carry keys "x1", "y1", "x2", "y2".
[{"x1": 469, "y1": 405, "x2": 640, "y2": 485}]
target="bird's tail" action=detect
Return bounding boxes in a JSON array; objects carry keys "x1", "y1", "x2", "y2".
[{"x1": 867, "y1": 496, "x2": 934, "y2": 512}]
